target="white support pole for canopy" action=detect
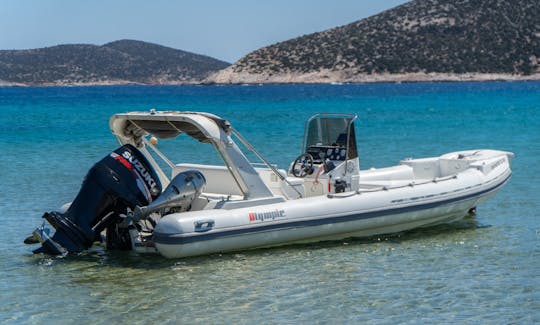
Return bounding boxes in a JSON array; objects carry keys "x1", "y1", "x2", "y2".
[{"x1": 231, "y1": 128, "x2": 304, "y2": 198}]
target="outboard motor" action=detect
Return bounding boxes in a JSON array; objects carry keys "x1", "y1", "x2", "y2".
[{"x1": 29, "y1": 144, "x2": 162, "y2": 255}]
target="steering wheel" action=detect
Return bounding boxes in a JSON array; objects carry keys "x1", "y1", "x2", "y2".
[{"x1": 292, "y1": 153, "x2": 314, "y2": 177}]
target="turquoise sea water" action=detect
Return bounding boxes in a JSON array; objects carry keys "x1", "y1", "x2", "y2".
[{"x1": 1, "y1": 82, "x2": 539, "y2": 324}]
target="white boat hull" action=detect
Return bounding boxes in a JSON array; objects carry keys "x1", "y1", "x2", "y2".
[{"x1": 154, "y1": 151, "x2": 511, "y2": 258}]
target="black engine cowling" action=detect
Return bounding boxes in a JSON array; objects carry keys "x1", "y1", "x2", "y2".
[{"x1": 32, "y1": 144, "x2": 162, "y2": 255}]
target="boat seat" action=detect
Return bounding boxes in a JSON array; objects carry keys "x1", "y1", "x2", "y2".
[{"x1": 173, "y1": 163, "x2": 243, "y2": 196}]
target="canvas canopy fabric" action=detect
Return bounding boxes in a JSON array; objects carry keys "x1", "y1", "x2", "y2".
[{"x1": 110, "y1": 111, "x2": 230, "y2": 143}]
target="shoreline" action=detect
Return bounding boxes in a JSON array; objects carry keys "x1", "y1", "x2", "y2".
[
  {"x1": 0, "y1": 80, "x2": 201, "y2": 87},
  {"x1": 206, "y1": 69, "x2": 540, "y2": 84},
  {"x1": 1, "y1": 72, "x2": 539, "y2": 87}
]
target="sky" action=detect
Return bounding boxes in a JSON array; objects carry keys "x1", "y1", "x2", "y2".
[{"x1": 0, "y1": 0, "x2": 409, "y2": 63}]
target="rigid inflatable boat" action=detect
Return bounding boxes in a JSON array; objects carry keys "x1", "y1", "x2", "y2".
[{"x1": 26, "y1": 110, "x2": 513, "y2": 258}]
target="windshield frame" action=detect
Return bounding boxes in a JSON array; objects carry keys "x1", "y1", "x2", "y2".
[{"x1": 302, "y1": 113, "x2": 358, "y2": 160}]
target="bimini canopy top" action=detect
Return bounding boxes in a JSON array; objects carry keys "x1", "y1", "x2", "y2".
[
  {"x1": 110, "y1": 110, "x2": 277, "y2": 200},
  {"x1": 110, "y1": 110, "x2": 231, "y2": 144}
]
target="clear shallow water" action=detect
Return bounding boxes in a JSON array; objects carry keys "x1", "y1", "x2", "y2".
[{"x1": 1, "y1": 82, "x2": 539, "y2": 324}]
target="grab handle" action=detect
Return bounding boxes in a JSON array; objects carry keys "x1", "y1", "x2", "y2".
[{"x1": 194, "y1": 219, "x2": 215, "y2": 232}]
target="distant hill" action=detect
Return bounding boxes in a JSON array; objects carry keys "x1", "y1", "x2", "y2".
[
  {"x1": 0, "y1": 40, "x2": 230, "y2": 85},
  {"x1": 209, "y1": 0, "x2": 540, "y2": 83}
]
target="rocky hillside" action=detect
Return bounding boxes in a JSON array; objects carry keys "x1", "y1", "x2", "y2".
[
  {"x1": 0, "y1": 40, "x2": 230, "y2": 85},
  {"x1": 210, "y1": 0, "x2": 539, "y2": 83}
]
